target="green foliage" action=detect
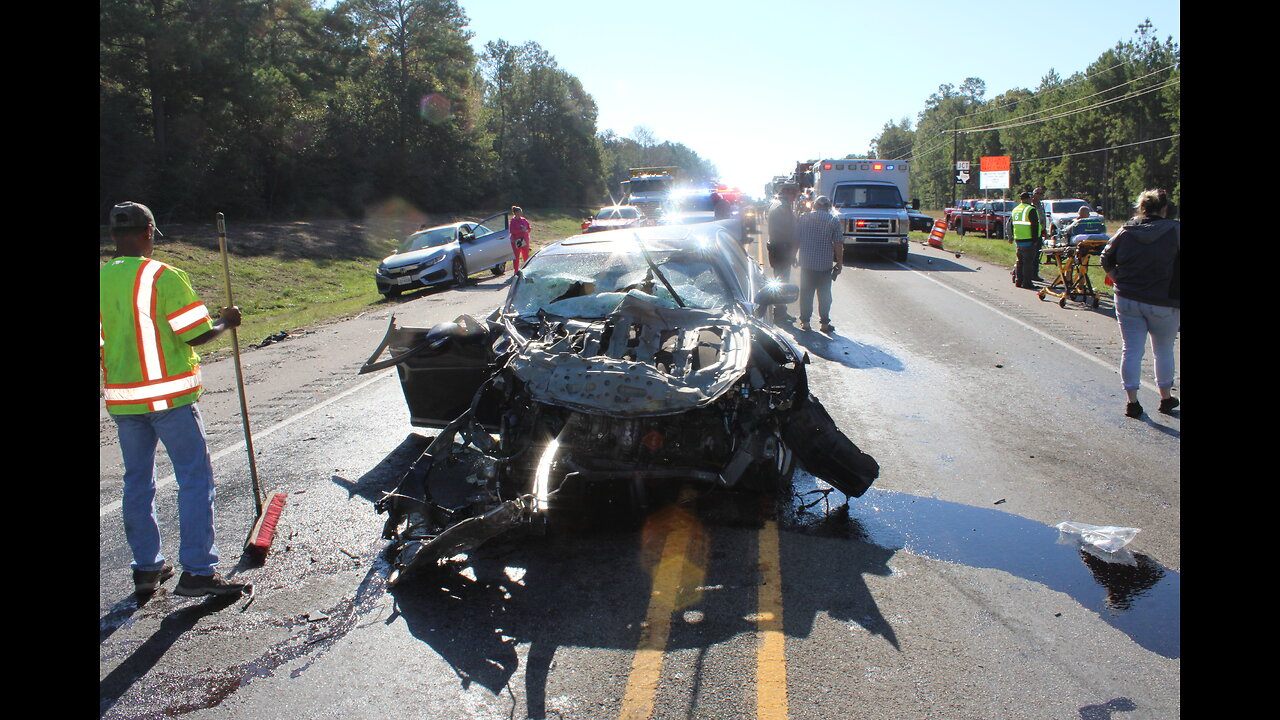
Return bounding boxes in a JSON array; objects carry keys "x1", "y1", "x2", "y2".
[
  {"x1": 102, "y1": 1, "x2": 724, "y2": 222},
  {"x1": 904, "y1": 22, "x2": 1179, "y2": 219}
]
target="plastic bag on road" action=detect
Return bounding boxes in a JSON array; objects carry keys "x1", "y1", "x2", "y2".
[{"x1": 1055, "y1": 521, "x2": 1140, "y2": 553}]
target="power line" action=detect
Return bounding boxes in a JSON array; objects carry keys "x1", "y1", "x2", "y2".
[
  {"x1": 906, "y1": 75, "x2": 1177, "y2": 164},
  {"x1": 958, "y1": 76, "x2": 1179, "y2": 134},
  {"x1": 904, "y1": 61, "x2": 1177, "y2": 161},
  {"x1": 1010, "y1": 133, "x2": 1179, "y2": 164}
]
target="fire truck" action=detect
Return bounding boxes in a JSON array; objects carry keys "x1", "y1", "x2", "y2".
[{"x1": 621, "y1": 167, "x2": 678, "y2": 218}]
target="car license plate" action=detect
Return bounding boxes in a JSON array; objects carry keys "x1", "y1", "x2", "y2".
[{"x1": 396, "y1": 275, "x2": 415, "y2": 285}]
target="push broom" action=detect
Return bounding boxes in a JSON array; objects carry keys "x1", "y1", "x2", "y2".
[{"x1": 217, "y1": 213, "x2": 287, "y2": 559}]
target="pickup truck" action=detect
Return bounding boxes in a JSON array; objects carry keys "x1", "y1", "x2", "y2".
[{"x1": 946, "y1": 199, "x2": 1013, "y2": 237}]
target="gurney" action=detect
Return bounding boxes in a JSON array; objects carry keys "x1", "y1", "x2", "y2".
[{"x1": 1037, "y1": 233, "x2": 1109, "y2": 308}]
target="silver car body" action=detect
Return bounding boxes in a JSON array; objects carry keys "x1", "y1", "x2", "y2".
[{"x1": 375, "y1": 212, "x2": 514, "y2": 296}]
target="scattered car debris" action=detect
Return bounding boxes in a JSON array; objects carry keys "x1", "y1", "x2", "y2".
[
  {"x1": 361, "y1": 223, "x2": 880, "y2": 586},
  {"x1": 257, "y1": 330, "x2": 290, "y2": 348},
  {"x1": 1055, "y1": 521, "x2": 1140, "y2": 553}
]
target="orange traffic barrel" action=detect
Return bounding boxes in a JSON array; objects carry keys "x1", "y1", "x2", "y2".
[{"x1": 928, "y1": 219, "x2": 946, "y2": 248}]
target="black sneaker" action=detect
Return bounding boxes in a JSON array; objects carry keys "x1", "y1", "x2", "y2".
[
  {"x1": 133, "y1": 563, "x2": 175, "y2": 595},
  {"x1": 1158, "y1": 397, "x2": 1179, "y2": 414},
  {"x1": 174, "y1": 572, "x2": 249, "y2": 597},
  {"x1": 1125, "y1": 401, "x2": 1143, "y2": 418}
]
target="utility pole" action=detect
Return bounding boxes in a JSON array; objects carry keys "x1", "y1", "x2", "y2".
[{"x1": 950, "y1": 116, "x2": 958, "y2": 208}]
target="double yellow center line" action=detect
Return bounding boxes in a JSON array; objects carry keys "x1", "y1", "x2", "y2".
[{"x1": 619, "y1": 490, "x2": 789, "y2": 719}]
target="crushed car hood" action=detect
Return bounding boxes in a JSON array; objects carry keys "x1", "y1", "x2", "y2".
[{"x1": 508, "y1": 291, "x2": 749, "y2": 417}]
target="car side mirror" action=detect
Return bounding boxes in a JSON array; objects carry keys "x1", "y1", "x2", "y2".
[
  {"x1": 912, "y1": 198, "x2": 921, "y2": 209},
  {"x1": 757, "y1": 282, "x2": 799, "y2": 306},
  {"x1": 460, "y1": 230, "x2": 474, "y2": 242}
]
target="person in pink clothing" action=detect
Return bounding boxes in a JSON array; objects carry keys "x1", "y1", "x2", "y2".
[{"x1": 510, "y1": 206, "x2": 532, "y2": 271}]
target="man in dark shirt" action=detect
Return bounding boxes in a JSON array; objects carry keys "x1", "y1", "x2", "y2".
[{"x1": 766, "y1": 182, "x2": 800, "y2": 322}]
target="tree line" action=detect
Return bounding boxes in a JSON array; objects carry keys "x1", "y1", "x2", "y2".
[
  {"x1": 100, "y1": 0, "x2": 718, "y2": 223},
  {"x1": 869, "y1": 20, "x2": 1178, "y2": 219}
]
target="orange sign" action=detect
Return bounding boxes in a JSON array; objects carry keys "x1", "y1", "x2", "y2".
[{"x1": 980, "y1": 156, "x2": 1010, "y2": 171}]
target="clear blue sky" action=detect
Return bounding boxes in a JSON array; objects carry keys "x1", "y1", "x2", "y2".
[{"x1": 460, "y1": 0, "x2": 1180, "y2": 200}]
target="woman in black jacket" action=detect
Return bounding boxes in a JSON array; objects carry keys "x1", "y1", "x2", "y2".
[{"x1": 1099, "y1": 189, "x2": 1180, "y2": 418}]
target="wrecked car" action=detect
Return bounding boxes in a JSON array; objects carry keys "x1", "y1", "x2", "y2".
[{"x1": 360, "y1": 222, "x2": 879, "y2": 586}]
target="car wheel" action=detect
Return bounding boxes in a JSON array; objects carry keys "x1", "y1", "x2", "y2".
[
  {"x1": 491, "y1": 262, "x2": 506, "y2": 276},
  {"x1": 452, "y1": 256, "x2": 468, "y2": 286},
  {"x1": 382, "y1": 288, "x2": 402, "y2": 300},
  {"x1": 896, "y1": 244, "x2": 908, "y2": 262}
]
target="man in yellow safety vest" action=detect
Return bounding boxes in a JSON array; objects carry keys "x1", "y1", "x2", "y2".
[
  {"x1": 1009, "y1": 190, "x2": 1041, "y2": 289},
  {"x1": 100, "y1": 201, "x2": 248, "y2": 599}
]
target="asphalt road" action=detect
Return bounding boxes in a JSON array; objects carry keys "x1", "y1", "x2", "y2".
[{"x1": 99, "y1": 230, "x2": 1180, "y2": 719}]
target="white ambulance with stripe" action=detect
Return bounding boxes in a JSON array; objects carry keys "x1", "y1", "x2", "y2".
[{"x1": 810, "y1": 159, "x2": 918, "y2": 262}]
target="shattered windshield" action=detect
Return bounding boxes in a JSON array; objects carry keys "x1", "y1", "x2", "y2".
[
  {"x1": 507, "y1": 249, "x2": 734, "y2": 318},
  {"x1": 397, "y1": 226, "x2": 455, "y2": 253},
  {"x1": 831, "y1": 184, "x2": 904, "y2": 209}
]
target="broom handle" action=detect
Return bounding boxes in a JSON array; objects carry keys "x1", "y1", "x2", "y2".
[{"x1": 216, "y1": 213, "x2": 263, "y2": 515}]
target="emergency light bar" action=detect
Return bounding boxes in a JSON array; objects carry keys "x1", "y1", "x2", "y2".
[{"x1": 819, "y1": 162, "x2": 900, "y2": 171}]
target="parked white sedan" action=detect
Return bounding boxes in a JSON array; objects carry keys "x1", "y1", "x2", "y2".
[{"x1": 375, "y1": 212, "x2": 514, "y2": 298}]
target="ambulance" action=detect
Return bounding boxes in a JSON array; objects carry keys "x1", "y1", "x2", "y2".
[{"x1": 809, "y1": 159, "x2": 918, "y2": 261}]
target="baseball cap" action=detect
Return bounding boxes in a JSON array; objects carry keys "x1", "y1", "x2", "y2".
[
  {"x1": 110, "y1": 201, "x2": 163, "y2": 236},
  {"x1": 814, "y1": 195, "x2": 832, "y2": 209},
  {"x1": 1019, "y1": 191, "x2": 1032, "y2": 200}
]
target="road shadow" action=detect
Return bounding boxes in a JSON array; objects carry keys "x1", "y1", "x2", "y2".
[
  {"x1": 786, "y1": 329, "x2": 905, "y2": 371},
  {"x1": 792, "y1": 479, "x2": 1180, "y2": 659},
  {"x1": 1031, "y1": 280, "x2": 1116, "y2": 316},
  {"x1": 383, "y1": 485, "x2": 900, "y2": 719},
  {"x1": 99, "y1": 593, "x2": 241, "y2": 716},
  {"x1": 338, "y1": 440, "x2": 1177, "y2": 719},
  {"x1": 1079, "y1": 697, "x2": 1138, "y2": 719},
  {"x1": 331, "y1": 432, "x2": 433, "y2": 504},
  {"x1": 842, "y1": 249, "x2": 976, "y2": 272}
]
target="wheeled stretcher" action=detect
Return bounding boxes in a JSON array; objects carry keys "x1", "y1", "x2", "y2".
[{"x1": 1037, "y1": 234, "x2": 1109, "y2": 308}]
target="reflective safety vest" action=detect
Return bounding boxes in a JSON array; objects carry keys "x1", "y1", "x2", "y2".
[
  {"x1": 1011, "y1": 203, "x2": 1035, "y2": 241},
  {"x1": 100, "y1": 257, "x2": 214, "y2": 414}
]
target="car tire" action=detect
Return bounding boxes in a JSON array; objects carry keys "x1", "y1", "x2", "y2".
[
  {"x1": 491, "y1": 263, "x2": 506, "y2": 276},
  {"x1": 452, "y1": 256, "x2": 468, "y2": 286},
  {"x1": 382, "y1": 288, "x2": 402, "y2": 299},
  {"x1": 896, "y1": 244, "x2": 908, "y2": 262}
]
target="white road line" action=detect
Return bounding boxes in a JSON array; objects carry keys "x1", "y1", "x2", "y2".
[
  {"x1": 100, "y1": 371, "x2": 396, "y2": 517},
  {"x1": 892, "y1": 257, "x2": 1161, "y2": 394}
]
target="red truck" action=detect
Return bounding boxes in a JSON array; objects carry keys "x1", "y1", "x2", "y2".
[{"x1": 944, "y1": 199, "x2": 1013, "y2": 238}]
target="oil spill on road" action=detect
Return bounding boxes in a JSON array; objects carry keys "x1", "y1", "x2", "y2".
[
  {"x1": 782, "y1": 474, "x2": 1180, "y2": 659},
  {"x1": 100, "y1": 565, "x2": 390, "y2": 719}
]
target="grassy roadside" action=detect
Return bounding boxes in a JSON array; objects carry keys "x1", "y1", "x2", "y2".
[
  {"x1": 98, "y1": 208, "x2": 592, "y2": 360},
  {"x1": 909, "y1": 208, "x2": 1119, "y2": 300}
]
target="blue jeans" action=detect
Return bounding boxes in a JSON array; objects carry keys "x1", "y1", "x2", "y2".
[
  {"x1": 113, "y1": 403, "x2": 220, "y2": 575},
  {"x1": 1115, "y1": 296, "x2": 1180, "y2": 392}
]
